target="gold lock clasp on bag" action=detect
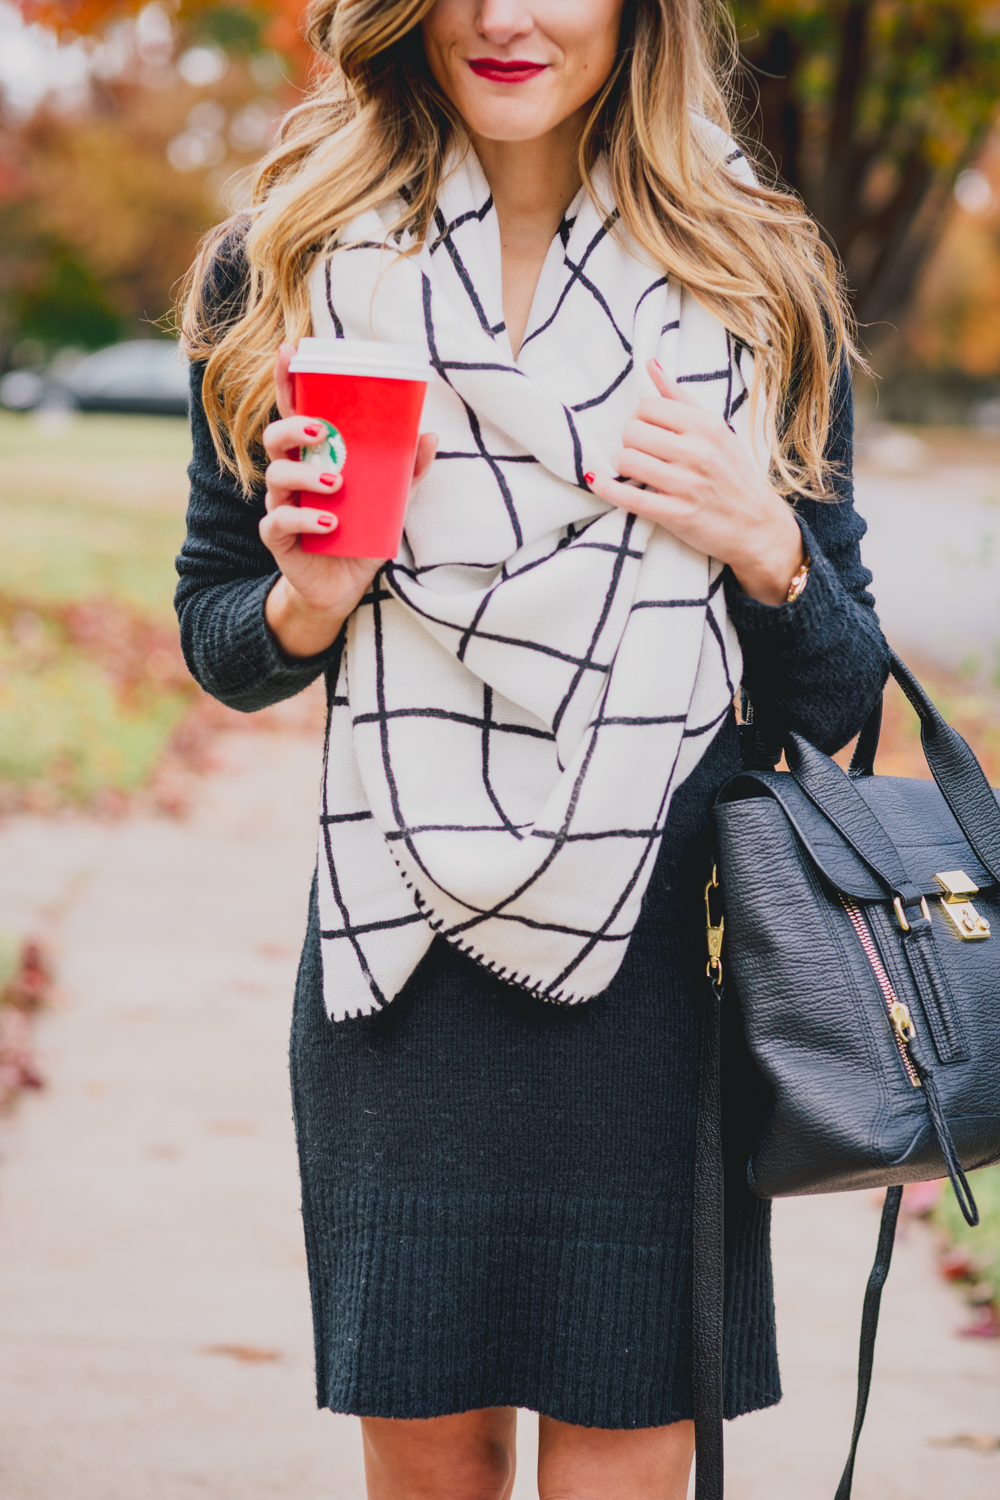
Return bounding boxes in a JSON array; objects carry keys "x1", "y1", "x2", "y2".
[
  {"x1": 934, "y1": 870, "x2": 991, "y2": 941},
  {"x1": 705, "y1": 865, "x2": 725, "y2": 979}
]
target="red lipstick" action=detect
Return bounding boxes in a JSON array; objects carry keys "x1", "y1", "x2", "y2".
[{"x1": 468, "y1": 57, "x2": 548, "y2": 84}]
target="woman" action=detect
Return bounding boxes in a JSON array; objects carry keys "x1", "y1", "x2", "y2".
[{"x1": 176, "y1": 2, "x2": 889, "y2": 1496}]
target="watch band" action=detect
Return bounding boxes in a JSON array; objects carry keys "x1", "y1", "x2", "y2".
[{"x1": 786, "y1": 553, "x2": 811, "y2": 604}]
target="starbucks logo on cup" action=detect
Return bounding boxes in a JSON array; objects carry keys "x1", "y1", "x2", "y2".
[{"x1": 300, "y1": 420, "x2": 347, "y2": 474}]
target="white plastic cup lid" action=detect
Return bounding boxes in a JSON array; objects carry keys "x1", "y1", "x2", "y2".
[{"x1": 289, "y1": 337, "x2": 433, "y2": 382}]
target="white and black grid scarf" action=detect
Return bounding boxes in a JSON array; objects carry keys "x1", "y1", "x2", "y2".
[{"x1": 312, "y1": 145, "x2": 765, "y2": 1021}]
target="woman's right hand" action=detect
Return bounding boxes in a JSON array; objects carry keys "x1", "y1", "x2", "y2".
[{"x1": 260, "y1": 342, "x2": 436, "y2": 659}]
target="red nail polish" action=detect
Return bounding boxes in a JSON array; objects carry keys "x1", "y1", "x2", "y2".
[
  {"x1": 316, "y1": 513, "x2": 335, "y2": 528},
  {"x1": 319, "y1": 473, "x2": 337, "y2": 487},
  {"x1": 584, "y1": 472, "x2": 596, "y2": 485},
  {"x1": 304, "y1": 424, "x2": 321, "y2": 438},
  {"x1": 653, "y1": 359, "x2": 664, "y2": 372}
]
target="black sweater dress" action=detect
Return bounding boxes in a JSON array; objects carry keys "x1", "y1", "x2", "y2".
[{"x1": 176, "y1": 313, "x2": 890, "y2": 1428}]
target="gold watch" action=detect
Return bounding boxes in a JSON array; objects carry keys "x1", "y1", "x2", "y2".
[{"x1": 786, "y1": 553, "x2": 811, "y2": 604}]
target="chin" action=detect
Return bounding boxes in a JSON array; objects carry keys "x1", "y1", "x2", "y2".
[
  {"x1": 457, "y1": 99, "x2": 561, "y2": 144},
  {"x1": 472, "y1": 123, "x2": 560, "y2": 143}
]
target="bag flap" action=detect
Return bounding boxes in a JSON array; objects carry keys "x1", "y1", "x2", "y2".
[{"x1": 714, "y1": 770, "x2": 999, "y2": 902}]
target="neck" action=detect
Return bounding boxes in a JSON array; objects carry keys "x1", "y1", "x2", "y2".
[
  {"x1": 467, "y1": 115, "x2": 587, "y2": 358},
  {"x1": 469, "y1": 113, "x2": 586, "y2": 240}
]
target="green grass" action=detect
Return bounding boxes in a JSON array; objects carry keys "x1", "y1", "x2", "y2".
[
  {"x1": 0, "y1": 411, "x2": 191, "y2": 621},
  {"x1": 0, "y1": 411, "x2": 196, "y2": 802},
  {"x1": 0, "y1": 932, "x2": 21, "y2": 992},
  {"x1": 935, "y1": 1164, "x2": 1000, "y2": 1275},
  {"x1": 0, "y1": 639, "x2": 190, "y2": 798}
]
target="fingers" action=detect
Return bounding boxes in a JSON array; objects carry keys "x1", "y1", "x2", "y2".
[
  {"x1": 265, "y1": 457, "x2": 343, "y2": 509},
  {"x1": 265, "y1": 419, "x2": 439, "y2": 483},
  {"x1": 614, "y1": 406, "x2": 715, "y2": 499},
  {"x1": 614, "y1": 442, "x2": 707, "y2": 498},
  {"x1": 260, "y1": 501, "x2": 338, "y2": 551},
  {"x1": 413, "y1": 431, "x2": 438, "y2": 484},
  {"x1": 635, "y1": 360, "x2": 727, "y2": 437},
  {"x1": 275, "y1": 343, "x2": 296, "y2": 420},
  {"x1": 619, "y1": 415, "x2": 697, "y2": 468},
  {"x1": 588, "y1": 469, "x2": 694, "y2": 524},
  {"x1": 647, "y1": 358, "x2": 700, "y2": 406},
  {"x1": 633, "y1": 393, "x2": 715, "y2": 436},
  {"x1": 263, "y1": 415, "x2": 334, "y2": 462},
  {"x1": 267, "y1": 342, "x2": 335, "y2": 460}
]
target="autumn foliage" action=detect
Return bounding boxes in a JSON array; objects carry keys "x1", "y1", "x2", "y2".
[
  {"x1": 14, "y1": 0, "x2": 315, "y2": 79},
  {"x1": 735, "y1": 2, "x2": 1000, "y2": 344},
  {"x1": 4, "y1": 2, "x2": 1000, "y2": 375},
  {"x1": 0, "y1": 939, "x2": 53, "y2": 1110},
  {"x1": 0, "y1": 6, "x2": 299, "y2": 362}
]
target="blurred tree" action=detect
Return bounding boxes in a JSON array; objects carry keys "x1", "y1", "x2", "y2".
[
  {"x1": 16, "y1": 97, "x2": 214, "y2": 335},
  {"x1": 734, "y1": 2, "x2": 1000, "y2": 351},
  {"x1": 1, "y1": 84, "x2": 216, "y2": 364},
  {"x1": 16, "y1": 0, "x2": 314, "y2": 79},
  {"x1": 15, "y1": 1, "x2": 1000, "y2": 365},
  {"x1": 0, "y1": 7, "x2": 289, "y2": 366},
  {"x1": 906, "y1": 132, "x2": 1000, "y2": 376},
  {"x1": 15, "y1": 253, "x2": 123, "y2": 348}
]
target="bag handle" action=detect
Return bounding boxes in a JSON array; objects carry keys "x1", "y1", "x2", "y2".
[
  {"x1": 784, "y1": 732, "x2": 925, "y2": 913},
  {"x1": 786, "y1": 649, "x2": 1000, "y2": 913},
  {"x1": 847, "y1": 694, "x2": 881, "y2": 780},
  {"x1": 846, "y1": 651, "x2": 1000, "y2": 882}
]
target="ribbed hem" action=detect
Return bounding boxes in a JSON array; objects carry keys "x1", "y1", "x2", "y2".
[
  {"x1": 723, "y1": 1193, "x2": 780, "y2": 1419},
  {"x1": 302, "y1": 1185, "x2": 780, "y2": 1428}
]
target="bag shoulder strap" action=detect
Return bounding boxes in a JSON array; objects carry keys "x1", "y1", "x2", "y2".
[
  {"x1": 693, "y1": 968, "x2": 725, "y2": 1500},
  {"x1": 833, "y1": 1188, "x2": 903, "y2": 1500},
  {"x1": 692, "y1": 970, "x2": 904, "y2": 1500}
]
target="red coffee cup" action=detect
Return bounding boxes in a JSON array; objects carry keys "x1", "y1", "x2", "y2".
[{"x1": 289, "y1": 337, "x2": 433, "y2": 557}]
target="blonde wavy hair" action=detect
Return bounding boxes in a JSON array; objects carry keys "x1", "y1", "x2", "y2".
[{"x1": 181, "y1": 0, "x2": 856, "y2": 499}]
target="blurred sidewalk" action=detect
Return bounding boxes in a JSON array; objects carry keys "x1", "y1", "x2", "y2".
[
  {"x1": 724, "y1": 1193, "x2": 1000, "y2": 1499},
  {"x1": 856, "y1": 431, "x2": 1000, "y2": 676},
  {"x1": 0, "y1": 719, "x2": 997, "y2": 1500},
  {"x1": 0, "y1": 722, "x2": 367, "y2": 1500}
]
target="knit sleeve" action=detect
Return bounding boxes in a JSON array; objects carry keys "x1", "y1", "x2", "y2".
[
  {"x1": 174, "y1": 239, "x2": 342, "y2": 713},
  {"x1": 724, "y1": 360, "x2": 889, "y2": 758}
]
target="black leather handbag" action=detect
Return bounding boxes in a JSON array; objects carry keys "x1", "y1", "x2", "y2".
[{"x1": 693, "y1": 651, "x2": 1000, "y2": 1500}]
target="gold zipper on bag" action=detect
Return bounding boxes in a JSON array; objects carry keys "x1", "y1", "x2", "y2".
[{"x1": 839, "y1": 895, "x2": 922, "y2": 1089}]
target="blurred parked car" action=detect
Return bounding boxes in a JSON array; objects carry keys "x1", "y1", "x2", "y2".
[{"x1": 0, "y1": 340, "x2": 189, "y2": 416}]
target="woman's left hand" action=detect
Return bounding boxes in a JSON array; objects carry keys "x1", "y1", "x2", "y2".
[{"x1": 587, "y1": 360, "x2": 804, "y2": 606}]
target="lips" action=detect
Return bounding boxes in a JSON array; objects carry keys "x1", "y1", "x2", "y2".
[{"x1": 468, "y1": 57, "x2": 548, "y2": 84}]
